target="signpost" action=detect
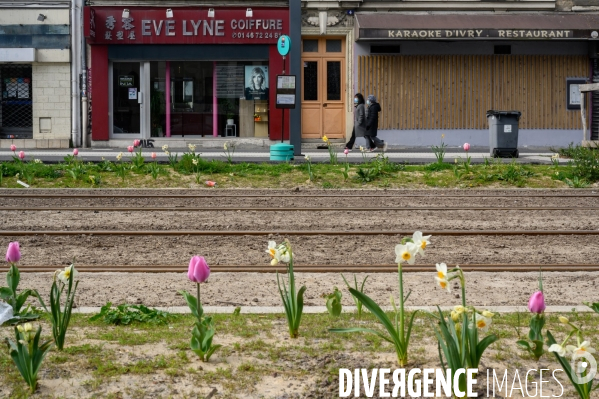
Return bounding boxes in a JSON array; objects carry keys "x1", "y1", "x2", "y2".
[{"x1": 270, "y1": 35, "x2": 295, "y2": 160}]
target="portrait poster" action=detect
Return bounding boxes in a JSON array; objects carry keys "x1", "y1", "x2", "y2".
[{"x1": 244, "y1": 66, "x2": 269, "y2": 100}]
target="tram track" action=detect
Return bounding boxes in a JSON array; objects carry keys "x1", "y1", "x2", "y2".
[
  {"x1": 1, "y1": 193, "x2": 599, "y2": 198},
  {"x1": 1, "y1": 206, "x2": 598, "y2": 212},
  {"x1": 1, "y1": 229, "x2": 598, "y2": 236},
  {"x1": 14, "y1": 263, "x2": 599, "y2": 273}
]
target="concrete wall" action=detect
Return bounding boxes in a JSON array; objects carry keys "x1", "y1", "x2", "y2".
[
  {"x1": 32, "y1": 63, "x2": 71, "y2": 143},
  {"x1": 377, "y1": 129, "x2": 580, "y2": 149}
]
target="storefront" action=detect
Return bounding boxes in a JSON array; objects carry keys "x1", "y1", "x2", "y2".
[
  {"x1": 353, "y1": 13, "x2": 599, "y2": 147},
  {"x1": 83, "y1": 7, "x2": 289, "y2": 144}
]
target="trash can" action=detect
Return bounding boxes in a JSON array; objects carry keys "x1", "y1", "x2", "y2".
[
  {"x1": 486, "y1": 110, "x2": 522, "y2": 158},
  {"x1": 269, "y1": 143, "x2": 294, "y2": 161}
]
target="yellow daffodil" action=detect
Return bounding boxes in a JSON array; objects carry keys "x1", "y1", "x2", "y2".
[
  {"x1": 322, "y1": 135, "x2": 329, "y2": 142},
  {"x1": 57, "y1": 265, "x2": 78, "y2": 284},
  {"x1": 482, "y1": 310, "x2": 495, "y2": 318},
  {"x1": 559, "y1": 316, "x2": 569, "y2": 324},
  {"x1": 395, "y1": 242, "x2": 418, "y2": 265},
  {"x1": 17, "y1": 325, "x2": 24, "y2": 333},
  {"x1": 454, "y1": 305, "x2": 465, "y2": 314},
  {"x1": 23, "y1": 323, "x2": 32, "y2": 332},
  {"x1": 224, "y1": 142, "x2": 228, "y2": 150},
  {"x1": 441, "y1": 134, "x2": 445, "y2": 139},
  {"x1": 435, "y1": 276, "x2": 451, "y2": 293},
  {"x1": 436, "y1": 263, "x2": 448, "y2": 280},
  {"x1": 450, "y1": 310, "x2": 460, "y2": 322},
  {"x1": 192, "y1": 159, "x2": 198, "y2": 165},
  {"x1": 567, "y1": 341, "x2": 596, "y2": 360},
  {"x1": 411, "y1": 231, "x2": 431, "y2": 256}
]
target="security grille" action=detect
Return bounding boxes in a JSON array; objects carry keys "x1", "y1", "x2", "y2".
[{"x1": 0, "y1": 65, "x2": 33, "y2": 138}]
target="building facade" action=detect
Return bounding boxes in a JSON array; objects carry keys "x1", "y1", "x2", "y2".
[
  {"x1": 302, "y1": 0, "x2": 599, "y2": 148},
  {"x1": 83, "y1": 4, "x2": 290, "y2": 147},
  {"x1": 0, "y1": 2, "x2": 73, "y2": 149}
]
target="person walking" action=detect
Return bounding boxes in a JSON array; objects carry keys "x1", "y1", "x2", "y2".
[
  {"x1": 365, "y1": 95, "x2": 387, "y2": 152},
  {"x1": 347, "y1": 93, "x2": 370, "y2": 151}
]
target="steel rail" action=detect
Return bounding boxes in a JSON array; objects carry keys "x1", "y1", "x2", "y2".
[
  {"x1": 15, "y1": 263, "x2": 599, "y2": 273},
  {"x1": 0, "y1": 206, "x2": 597, "y2": 212},
  {"x1": 0, "y1": 206, "x2": 595, "y2": 212},
  {"x1": 1, "y1": 230, "x2": 598, "y2": 236},
  {"x1": 0, "y1": 193, "x2": 598, "y2": 199}
]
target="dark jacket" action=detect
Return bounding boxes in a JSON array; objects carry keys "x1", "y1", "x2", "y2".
[
  {"x1": 354, "y1": 103, "x2": 366, "y2": 137},
  {"x1": 366, "y1": 102, "x2": 381, "y2": 137}
]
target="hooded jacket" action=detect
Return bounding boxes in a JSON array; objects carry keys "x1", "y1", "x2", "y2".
[{"x1": 366, "y1": 101, "x2": 381, "y2": 137}]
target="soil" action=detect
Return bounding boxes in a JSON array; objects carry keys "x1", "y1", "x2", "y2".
[{"x1": 1, "y1": 188, "x2": 598, "y2": 398}]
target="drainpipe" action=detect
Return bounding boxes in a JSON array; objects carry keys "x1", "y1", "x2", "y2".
[
  {"x1": 80, "y1": 0, "x2": 88, "y2": 147},
  {"x1": 71, "y1": 0, "x2": 81, "y2": 147}
]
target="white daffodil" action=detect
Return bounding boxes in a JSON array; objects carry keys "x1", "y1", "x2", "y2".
[
  {"x1": 188, "y1": 144, "x2": 196, "y2": 152},
  {"x1": 436, "y1": 263, "x2": 448, "y2": 280},
  {"x1": 411, "y1": 231, "x2": 431, "y2": 256},
  {"x1": 266, "y1": 241, "x2": 278, "y2": 259},
  {"x1": 116, "y1": 152, "x2": 123, "y2": 161},
  {"x1": 192, "y1": 159, "x2": 198, "y2": 165},
  {"x1": 57, "y1": 265, "x2": 79, "y2": 284},
  {"x1": 266, "y1": 241, "x2": 290, "y2": 266},
  {"x1": 224, "y1": 142, "x2": 228, "y2": 150},
  {"x1": 567, "y1": 341, "x2": 596, "y2": 360},
  {"x1": 395, "y1": 242, "x2": 418, "y2": 265},
  {"x1": 549, "y1": 344, "x2": 567, "y2": 357},
  {"x1": 473, "y1": 314, "x2": 492, "y2": 333},
  {"x1": 304, "y1": 155, "x2": 310, "y2": 161},
  {"x1": 17, "y1": 325, "x2": 24, "y2": 333},
  {"x1": 162, "y1": 144, "x2": 169, "y2": 151},
  {"x1": 164, "y1": 150, "x2": 170, "y2": 156},
  {"x1": 23, "y1": 323, "x2": 33, "y2": 332},
  {"x1": 435, "y1": 276, "x2": 451, "y2": 293},
  {"x1": 359, "y1": 146, "x2": 365, "y2": 152}
]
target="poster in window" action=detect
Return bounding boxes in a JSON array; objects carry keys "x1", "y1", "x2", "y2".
[{"x1": 244, "y1": 66, "x2": 269, "y2": 100}]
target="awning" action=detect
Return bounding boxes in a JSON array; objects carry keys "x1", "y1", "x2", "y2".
[{"x1": 355, "y1": 13, "x2": 599, "y2": 40}]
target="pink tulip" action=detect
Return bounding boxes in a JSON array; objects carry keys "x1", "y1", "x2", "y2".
[
  {"x1": 10, "y1": 144, "x2": 16, "y2": 151},
  {"x1": 18, "y1": 151, "x2": 25, "y2": 160},
  {"x1": 133, "y1": 139, "x2": 141, "y2": 147},
  {"x1": 463, "y1": 143, "x2": 470, "y2": 152},
  {"x1": 127, "y1": 146, "x2": 134, "y2": 153},
  {"x1": 73, "y1": 148, "x2": 79, "y2": 156},
  {"x1": 151, "y1": 152, "x2": 157, "y2": 159},
  {"x1": 5, "y1": 241, "x2": 21, "y2": 263},
  {"x1": 188, "y1": 256, "x2": 210, "y2": 283},
  {"x1": 344, "y1": 149, "x2": 349, "y2": 155},
  {"x1": 528, "y1": 291, "x2": 546, "y2": 314}
]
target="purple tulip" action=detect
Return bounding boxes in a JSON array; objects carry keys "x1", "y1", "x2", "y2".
[
  {"x1": 5, "y1": 241, "x2": 21, "y2": 263},
  {"x1": 528, "y1": 291, "x2": 546, "y2": 314},
  {"x1": 188, "y1": 256, "x2": 210, "y2": 283}
]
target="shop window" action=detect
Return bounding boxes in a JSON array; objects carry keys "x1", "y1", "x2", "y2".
[
  {"x1": 0, "y1": 65, "x2": 33, "y2": 139},
  {"x1": 303, "y1": 39, "x2": 319, "y2": 53},
  {"x1": 494, "y1": 45, "x2": 511, "y2": 55},
  {"x1": 370, "y1": 45, "x2": 400, "y2": 54},
  {"x1": 326, "y1": 39, "x2": 342, "y2": 53}
]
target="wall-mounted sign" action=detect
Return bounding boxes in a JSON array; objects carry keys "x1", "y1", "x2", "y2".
[
  {"x1": 567, "y1": 78, "x2": 587, "y2": 110},
  {"x1": 119, "y1": 75, "x2": 134, "y2": 87},
  {"x1": 84, "y1": 7, "x2": 289, "y2": 45},
  {"x1": 277, "y1": 35, "x2": 290, "y2": 56},
  {"x1": 360, "y1": 28, "x2": 593, "y2": 40}
]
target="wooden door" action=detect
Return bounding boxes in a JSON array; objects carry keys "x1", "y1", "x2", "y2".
[{"x1": 301, "y1": 37, "x2": 345, "y2": 139}]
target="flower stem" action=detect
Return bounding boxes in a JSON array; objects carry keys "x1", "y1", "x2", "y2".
[{"x1": 197, "y1": 283, "x2": 201, "y2": 322}]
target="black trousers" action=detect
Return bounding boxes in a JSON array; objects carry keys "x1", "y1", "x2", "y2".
[
  {"x1": 367, "y1": 135, "x2": 385, "y2": 149},
  {"x1": 346, "y1": 127, "x2": 375, "y2": 149}
]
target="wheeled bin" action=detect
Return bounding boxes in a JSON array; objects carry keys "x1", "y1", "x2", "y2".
[{"x1": 486, "y1": 110, "x2": 522, "y2": 158}]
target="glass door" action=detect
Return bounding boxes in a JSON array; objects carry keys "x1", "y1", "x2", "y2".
[{"x1": 110, "y1": 61, "x2": 144, "y2": 137}]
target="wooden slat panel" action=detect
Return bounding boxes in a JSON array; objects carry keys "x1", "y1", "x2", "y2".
[{"x1": 357, "y1": 54, "x2": 587, "y2": 130}]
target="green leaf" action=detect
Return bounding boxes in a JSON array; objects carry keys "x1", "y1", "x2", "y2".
[
  {"x1": 516, "y1": 340, "x2": 532, "y2": 350},
  {"x1": 329, "y1": 327, "x2": 394, "y2": 344}
]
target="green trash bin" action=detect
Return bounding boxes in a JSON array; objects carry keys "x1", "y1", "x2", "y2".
[
  {"x1": 270, "y1": 143, "x2": 294, "y2": 161},
  {"x1": 487, "y1": 110, "x2": 521, "y2": 158}
]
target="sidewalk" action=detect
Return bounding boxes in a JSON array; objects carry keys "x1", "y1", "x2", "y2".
[{"x1": 0, "y1": 145, "x2": 560, "y2": 164}]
